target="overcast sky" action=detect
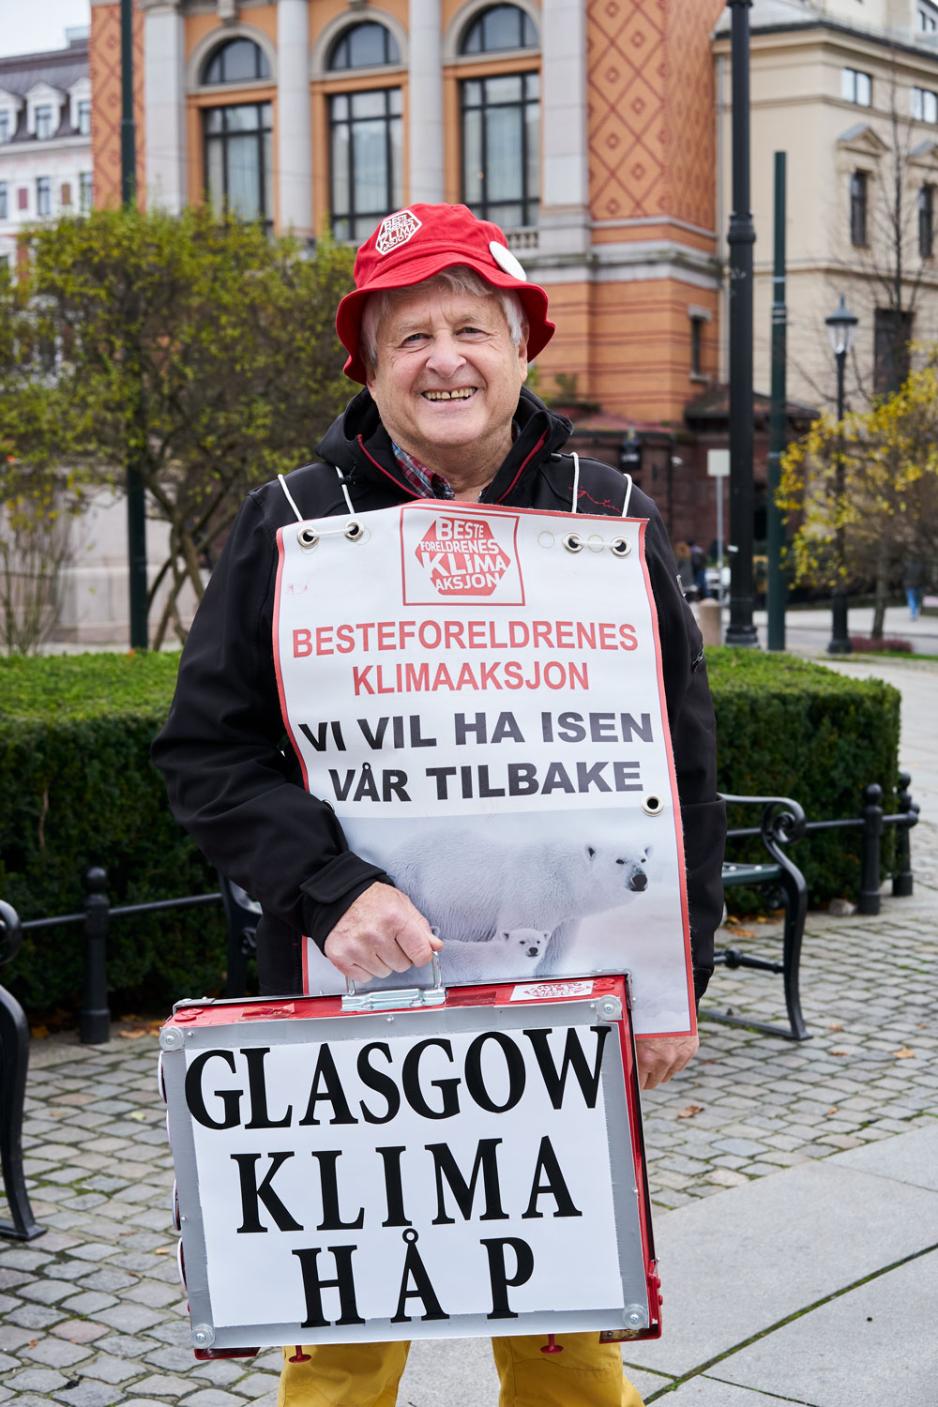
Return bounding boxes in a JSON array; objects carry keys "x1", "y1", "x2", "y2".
[{"x1": 0, "y1": 0, "x2": 91, "y2": 59}]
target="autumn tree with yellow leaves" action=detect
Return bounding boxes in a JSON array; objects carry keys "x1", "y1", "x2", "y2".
[{"x1": 779, "y1": 362, "x2": 938, "y2": 639}]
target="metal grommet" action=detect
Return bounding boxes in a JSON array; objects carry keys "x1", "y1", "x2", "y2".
[
  {"x1": 563, "y1": 533, "x2": 584, "y2": 553},
  {"x1": 298, "y1": 526, "x2": 319, "y2": 550},
  {"x1": 587, "y1": 534, "x2": 605, "y2": 553},
  {"x1": 642, "y1": 795, "x2": 663, "y2": 816},
  {"x1": 344, "y1": 520, "x2": 363, "y2": 541},
  {"x1": 538, "y1": 530, "x2": 555, "y2": 549},
  {"x1": 610, "y1": 538, "x2": 631, "y2": 557}
]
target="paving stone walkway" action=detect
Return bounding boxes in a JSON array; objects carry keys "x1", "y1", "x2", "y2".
[
  {"x1": 2, "y1": 654, "x2": 935, "y2": 1405},
  {"x1": 1, "y1": 865, "x2": 934, "y2": 1407}
]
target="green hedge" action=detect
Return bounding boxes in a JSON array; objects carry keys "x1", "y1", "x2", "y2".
[
  {"x1": 0, "y1": 653, "x2": 222, "y2": 1012},
  {"x1": 705, "y1": 647, "x2": 901, "y2": 909},
  {"x1": 0, "y1": 648, "x2": 900, "y2": 1011}
]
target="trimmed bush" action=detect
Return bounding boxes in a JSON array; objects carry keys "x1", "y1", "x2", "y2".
[
  {"x1": 706, "y1": 647, "x2": 901, "y2": 907},
  {"x1": 0, "y1": 652, "x2": 222, "y2": 1011},
  {"x1": 0, "y1": 647, "x2": 901, "y2": 1010}
]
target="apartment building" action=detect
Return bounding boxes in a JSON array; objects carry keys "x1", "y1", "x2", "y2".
[
  {"x1": 0, "y1": 32, "x2": 92, "y2": 268},
  {"x1": 716, "y1": 0, "x2": 938, "y2": 411}
]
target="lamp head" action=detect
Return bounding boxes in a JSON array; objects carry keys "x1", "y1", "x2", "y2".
[{"x1": 825, "y1": 293, "x2": 859, "y2": 357}]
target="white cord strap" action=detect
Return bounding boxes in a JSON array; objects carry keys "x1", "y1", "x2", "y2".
[
  {"x1": 277, "y1": 473, "x2": 304, "y2": 523},
  {"x1": 621, "y1": 473, "x2": 634, "y2": 517},
  {"x1": 569, "y1": 452, "x2": 581, "y2": 514},
  {"x1": 334, "y1": 465, "x2": 355, "y2": 515}
]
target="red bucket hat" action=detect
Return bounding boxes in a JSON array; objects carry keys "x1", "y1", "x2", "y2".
[{"x1": 335, "y1": 203, "x2": 555, "y2": 383}]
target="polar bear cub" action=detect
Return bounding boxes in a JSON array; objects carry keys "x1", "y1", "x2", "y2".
[{"x1": 441, "y1": 928, "x2": 550, "y2": 985}]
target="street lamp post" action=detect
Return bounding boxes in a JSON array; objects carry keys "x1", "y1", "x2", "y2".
[
  {"x1": 725, "y1": 0, "x2": 759, "y2": 647},
  {"x1": 121, "y1": 0, "x2": 148, "y2": 651},
  {"x1": 825, "y1": 294, "x2": 858, "y2": 656}
]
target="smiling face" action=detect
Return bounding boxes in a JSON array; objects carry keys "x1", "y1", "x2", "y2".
[{"x1": 365, "y1": 283, "x2": 528, "y2": 495}]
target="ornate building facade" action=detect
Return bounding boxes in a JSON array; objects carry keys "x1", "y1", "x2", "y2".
[{"x1": 89, "y1": 0, "x2": 726, "y2": 431}]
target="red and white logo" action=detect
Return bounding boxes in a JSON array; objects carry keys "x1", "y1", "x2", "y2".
[
  {"x1": 402, "y1": 508, "x2": 525, "y2": 605},
  {"x1": 415, "y1": 516, "x2": 511, "y2": 597},
  {"x1": 376, "y1": 209, "x2": 422, "y2": 256}
]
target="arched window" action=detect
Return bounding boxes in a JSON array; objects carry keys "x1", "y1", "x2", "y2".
[
  {"x1": 326, "y1": 23, "x2": 402, "y2": 241},
  {"x1": 200, "y1": 39, "x2": 273, "y2": 225},
  {"x1": 460, "y1": 4, "x2": 537, "y2": 55},
  {"x1": 201, "y1": 38, "x2": 271, "y2": 86},
  {"x1": 327, "y1": 22, "x2": 401, "y2": 71},
  {"x1": 459, "y1": 6, "x2": 539, "y2": 229}
]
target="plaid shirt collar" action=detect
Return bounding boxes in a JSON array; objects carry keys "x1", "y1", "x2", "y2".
[{"x1": 391, "y1": 441, "x2": 456, "y2": 500}]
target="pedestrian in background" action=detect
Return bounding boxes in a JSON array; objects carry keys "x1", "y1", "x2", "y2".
[
  {"x1": 689, "y1": 540, "x2": 708, "y2": 600},
  {"x1": 675, "y1": 541, "x2": 697, "y2": 599},
  {"x1": 903, "y1": 557, "x2": 925, "y2": 621}
]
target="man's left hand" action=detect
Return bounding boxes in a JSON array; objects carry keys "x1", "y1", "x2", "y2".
[{"x1": 635, "y1": 1033, "x2": 699, "y2": 1090}]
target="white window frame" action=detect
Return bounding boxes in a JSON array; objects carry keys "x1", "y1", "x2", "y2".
[
  {"x1": 36, "y1": 176, "x2": 52, "y2": 217},
  {"x1": 34, "y1": 104, "x2": 54, "y2": 140},
  {"x1": 842, "y1": 67, "x2": 872, "y2": 108},
  {"x1": 912, "y1": 87, "x2": 938, "y2": 123}
]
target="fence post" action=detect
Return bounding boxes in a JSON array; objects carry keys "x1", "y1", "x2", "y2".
[
  {"x1": 858, "y1": 784, "x2": 884, "y2": 916},
  {"x1": 81, "y1": 867, "x2": 111, "y2": 1045},
  {"x1": 893, "y1": 770, "x2": 914, "y2": 898}
]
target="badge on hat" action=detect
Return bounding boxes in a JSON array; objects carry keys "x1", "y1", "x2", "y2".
[
  {"x1": 376, "y1": 209, "x2": 422, "y2": 256},
  {"x1": 489, "y1": 241, "x2": 528, "y2": 281}
]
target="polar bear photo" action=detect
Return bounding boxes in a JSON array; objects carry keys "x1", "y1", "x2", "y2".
[
  {"x1": 440, "y1": 928, "x2": 550, "y2": 985},
  {"x1": 304, "y1": 806, "x2": 690, "y2": 1032}
]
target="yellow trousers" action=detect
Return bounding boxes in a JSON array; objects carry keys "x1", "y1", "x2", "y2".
[{"x1": 277, "y1": 1334, "x2": 645, "y2": 1407}]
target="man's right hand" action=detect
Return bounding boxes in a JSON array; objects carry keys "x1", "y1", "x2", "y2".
[{"x1": 323, "y1": 881, "x2": 443, "y2": 981}]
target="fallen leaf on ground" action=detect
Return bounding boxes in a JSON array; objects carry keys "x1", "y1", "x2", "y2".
[
  {"x1": 825, "y1": 1107, "x2": 839, "y2": 1116},
  {"x1": 828, "y1": 1023, "x2": 844, "y2": 1033},
  {"x1": 154, "y1": 1246, "x2": 174, "y2": 1256},
  {"x1": 830, "y1": 1048, "x2": 848, "y2": 1057},
  {"x1": 128, "y1": 1110, "x2": 148, "y2": 1121},
  {"x1": 894, "y1": 1048, "x2": 915, "y2": 1059},
  {"x1": 30, "y1": 1025, "x2": 49, "y2": 1039},
  {"x1": 726, "y1": 926, "x2": 756, "y2": 939},
  {"x1": 677, "y1": 1104, "x2": 704, "y2": 1119}
]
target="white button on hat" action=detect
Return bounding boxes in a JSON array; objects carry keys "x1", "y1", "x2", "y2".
[{"x1": 489, "y1": 241, "x2": 528, "y2": 281}]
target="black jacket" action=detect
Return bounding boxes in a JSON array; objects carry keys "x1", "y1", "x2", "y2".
[{"x1": 152, "y1": 388, "x2": 725, "y2": 1000}]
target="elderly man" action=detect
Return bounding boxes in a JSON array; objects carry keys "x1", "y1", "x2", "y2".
[{"x1": 154, "y1": 203, "x2": 725, "y2": 1407}]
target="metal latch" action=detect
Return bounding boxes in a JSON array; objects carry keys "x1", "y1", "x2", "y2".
[{"x1": 341, "y1": 952, "x2": 446, "y2": 1013}]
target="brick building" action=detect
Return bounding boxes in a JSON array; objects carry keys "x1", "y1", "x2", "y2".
[{"x1": 89, "y1": 1, "x2": 724, "y2": 434}]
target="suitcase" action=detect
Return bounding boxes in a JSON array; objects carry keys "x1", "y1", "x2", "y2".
[{"x1": 159, "y1": 968, "x2": 660, "y2": 1355}]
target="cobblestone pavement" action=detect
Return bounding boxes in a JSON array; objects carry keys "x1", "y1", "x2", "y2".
[
  {"x1": 1, "y1": 871, "x2": 934, "y2": 1407},
  {"x1": 2, "y1": 654, "x2": 935, "y2": 1405}
]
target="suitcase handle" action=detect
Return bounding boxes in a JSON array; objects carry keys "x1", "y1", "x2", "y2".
[{"x1": 342, "y1": 950, "x2": 445, "y2": 1012}]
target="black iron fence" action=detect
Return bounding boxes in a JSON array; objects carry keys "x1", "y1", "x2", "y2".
[
  {"x1": 0, "y1": 772, "x2": 920, "y2": 1052},
  {"x1": 724, "y1": 771, "x2": 918, "y2": 915},
  {"x1": 0, "y1": 774, "x2": 922, "y2": 1243}
]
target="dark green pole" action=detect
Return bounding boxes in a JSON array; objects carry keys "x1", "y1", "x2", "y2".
[
  {"x1": 121, "y1": 0, "x2": 148, "y2": 650},
  {"x1": 767, "y1": 151, "x2": 787, "y2": 651},
  {"x1": 725, "y1": 0, "x2": 759, "y2": 647}
]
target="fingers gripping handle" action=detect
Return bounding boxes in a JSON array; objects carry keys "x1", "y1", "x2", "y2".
[{"x1": 342, "y1": 951, "x2": 445, "y2": 1012}]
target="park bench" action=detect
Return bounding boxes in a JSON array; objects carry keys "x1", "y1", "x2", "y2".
[
  {"x1": 0, "y1": 901, "x2": 42, "y2": 1239},
  {"x1": 712, "y1": 794, "x2": 809, "y2": 1042}
]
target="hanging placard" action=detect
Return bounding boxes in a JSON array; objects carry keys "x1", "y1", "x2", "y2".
[
  {"x1": 160, "y1": 979, "x2": 660, "y2": 1350},
  {"x1": 274, "y1": 503, "x2": 693, "y2": 1037}
]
